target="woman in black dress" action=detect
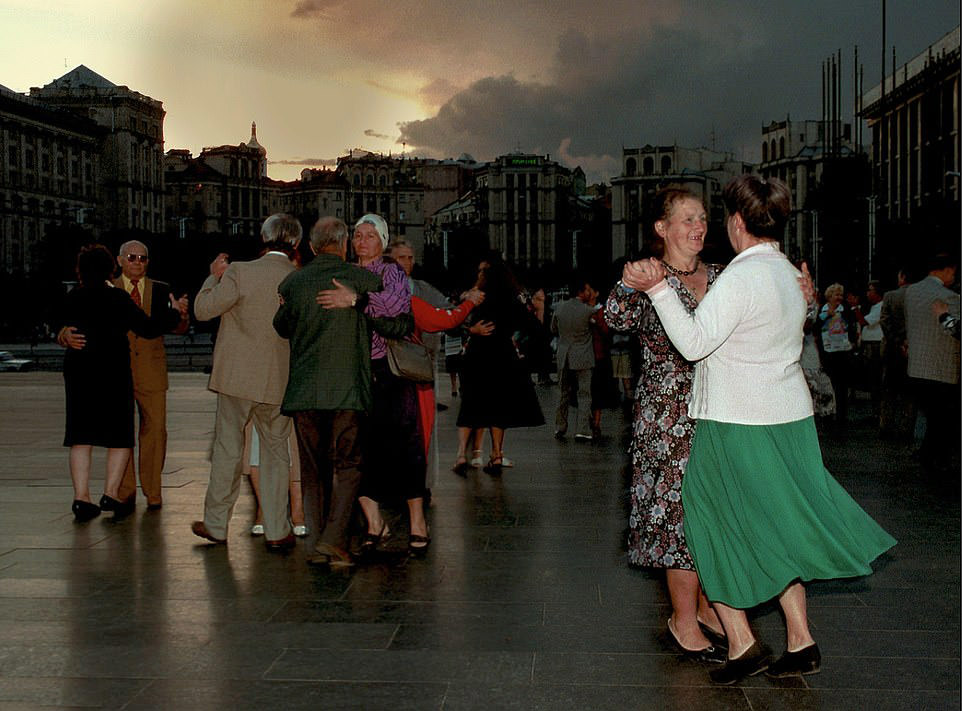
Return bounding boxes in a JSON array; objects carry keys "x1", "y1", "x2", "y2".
[
  {"x1": 454, "y1": 256, "x2": 544, "y2": 475},
  {"x1": 62, "y1": 245, "x2": 167, "y2": 521}
]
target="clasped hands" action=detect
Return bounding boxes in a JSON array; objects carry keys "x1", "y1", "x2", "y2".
[{"x1": 621, "y1": 259, "x2": 667, "y2": 292}]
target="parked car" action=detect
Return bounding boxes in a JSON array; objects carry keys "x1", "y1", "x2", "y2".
[{"x1": 0, "y1": 351, "x2": 32, "y2": 372}]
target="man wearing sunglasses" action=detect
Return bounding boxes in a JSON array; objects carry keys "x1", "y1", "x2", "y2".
[{"x1": 59, "y1": 239, "x2": 189, "y2": 514}]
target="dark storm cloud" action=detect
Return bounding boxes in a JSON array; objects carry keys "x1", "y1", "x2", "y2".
[
  {"x1": 290, "y1": 0, "x2": 343, "y2": 19},
  {"x1": 397, "y1": 1, "x2": 959, "y2": 182},
  {"x1": 269, "y1": 157, "x2": 338, "y2": 166}
]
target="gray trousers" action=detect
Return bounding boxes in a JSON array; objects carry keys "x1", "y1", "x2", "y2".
[
  {"x1": 204, "y1": 393, "x2": 291, "y2": 540},
  {"x1": 555, "y1": 366, "x2": 592, "y2": 435}
]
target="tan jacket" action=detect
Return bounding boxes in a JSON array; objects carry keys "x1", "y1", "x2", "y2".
[
  {"x1": 194, "y1": 253, "x2": 294, "y2": 405},
  {"x1": 113, "y1": 276, "x2": 184, "y2": 392}
]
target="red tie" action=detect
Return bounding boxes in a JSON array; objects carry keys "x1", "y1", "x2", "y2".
[{"x1": 130, "y1": 279, "x2": 142, "y2": 308}]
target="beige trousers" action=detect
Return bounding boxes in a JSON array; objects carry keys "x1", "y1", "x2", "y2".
[{"x1": 203, "y1": 392, "x2": 291, "y2": 540}]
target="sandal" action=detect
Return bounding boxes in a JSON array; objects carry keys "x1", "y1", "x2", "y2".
[
  {"x1": 482, "y1": 456, "x2": 503, "y2": 476},
  {"x1": 408, "y1": 533, "x2": 431, "y2": 556},
  {"x1": 359, "y1": 521, "x2": 390, "y2": 554},
  {"x1": 469, "y1": 449, "x2": 483, "y2": 468}
]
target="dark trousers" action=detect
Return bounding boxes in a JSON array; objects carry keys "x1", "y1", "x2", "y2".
[
  {"x1": 293, "y1": 410, "x2": 363, "y2": 551},
  {"x1": 911, "y1": 378, "x2": 961, "y2": 472},
  {"x1": 821, "y1": 351, "x2": 852, "y2": 424}
]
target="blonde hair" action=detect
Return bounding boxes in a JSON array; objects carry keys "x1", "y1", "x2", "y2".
[{"x1": 824, "y1": 283, "x2": 844, "y2": 301}]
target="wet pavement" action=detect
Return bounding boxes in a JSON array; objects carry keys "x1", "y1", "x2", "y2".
[{"x1": 0, "y1": 372, "x2": 958, "y2": 710}]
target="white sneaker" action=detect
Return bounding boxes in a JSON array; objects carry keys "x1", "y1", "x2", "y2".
[
  {"x1": 250, "y1": 523, "x2": 265, "y2": 536},
  {"x1": 292, "y1": 524, "x2": 308, "y2": 537}
]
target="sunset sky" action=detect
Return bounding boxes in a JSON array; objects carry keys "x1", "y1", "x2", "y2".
[{"x1": 2, "y1": 1, "x2": 958, "y2": 182}]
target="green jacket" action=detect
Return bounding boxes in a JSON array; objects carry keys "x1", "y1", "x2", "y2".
[{"x1": 273, "y1": 254, "x2": 410, "y2": 414}]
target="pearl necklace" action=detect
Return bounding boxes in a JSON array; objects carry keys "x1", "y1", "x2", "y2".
[{"x1": 663, "y1": 259, "x2": 700, "y2": 277}]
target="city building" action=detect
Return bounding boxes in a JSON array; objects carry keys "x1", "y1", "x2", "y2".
[
  {"x1": 758, "y1": 118, "x2": 869, "y2": 287},
  {"x1": 610, "y1": 145, "x2": 752, "y2": 261},
  {"x1": 165, "y1": 123, "x2": 282, "y2": 237},
  {"x1": 426, "y1": 153, "x2": 603, "y2": 274},
  {"x1": 29, "y1": 65, "x2": 166, "y2": 235},
  {"x1": 0, "y1": 85, "x2": 101, "y2": 275},
  {"x1": 860, "y1": 25, "x2": 960, "y2": 273}
]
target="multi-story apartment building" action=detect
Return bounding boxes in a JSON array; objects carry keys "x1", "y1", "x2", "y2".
[
  {"x1": 0, "y1": 85, "x2": 101, "y2": 275},
  {"x1": 281, "y1": 167, "x2": 348, "y2": 229},
  {"x1": 861, "y1": 25, "x2": 960, "y2": 273},
  {"x1": 610, "y1": 145, "x2": 752, "y2": 261},
  {"x1": 427, "y1": 153, "x2": 603, "y2": 273},
  {"x1": 758, "y1": 118, "x2": 869, "y2": 286},
  {"x1": 29, "y1": 65, "x2": 166, "y2": 235},
  {"x1": 165, "y1": 124, "x2": 282, "y2": 237}
]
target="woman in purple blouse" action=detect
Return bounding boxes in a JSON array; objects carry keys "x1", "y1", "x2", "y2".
[{"x1": 351, "y1": 214, "x2": 430, "y2": 555}]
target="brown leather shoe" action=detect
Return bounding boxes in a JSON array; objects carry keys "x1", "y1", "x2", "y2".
[
  {"x1": 191, "y1": 520, "x2": 226, "y2": 544},
  {"x1": 146, "y1": 498, "x2": 163, "y2": 511},
  {"x1": 265, "y1": 533, "x2": 296, "y2": 551},
  {"x1": 313, "y1": 542, "x2": 354, "y2": 568}
]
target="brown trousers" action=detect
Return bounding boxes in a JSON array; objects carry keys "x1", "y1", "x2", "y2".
[{"x1": 293, "y1": 410, "x2": 363, "y2": 551}]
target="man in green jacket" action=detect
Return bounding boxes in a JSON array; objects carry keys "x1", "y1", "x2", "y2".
[{"x1": 273, "y1": 217, "x2": 409, "y2": 567}]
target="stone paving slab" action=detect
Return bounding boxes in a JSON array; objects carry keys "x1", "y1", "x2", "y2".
[{"x1": 0, "y1": 372, "x2": 958, "y2": 710}]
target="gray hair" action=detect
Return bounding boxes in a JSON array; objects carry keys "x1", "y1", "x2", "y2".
[
  {"x1": 310, "y1": 217, "x2": 349, "y2": 253},
  {"x1": 261, "y1": 213, "x2": 302, "y2": 245},
  {"x1": 388, "y1": 239, "x2": 413, "y2": 256},
  {"x1": 118, "y1": 239, "x2": 148, "y2": 257}
]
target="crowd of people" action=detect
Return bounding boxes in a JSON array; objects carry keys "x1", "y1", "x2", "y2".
[{"x1": 55, "y1": 174, "x2": 958, "y2": 686}]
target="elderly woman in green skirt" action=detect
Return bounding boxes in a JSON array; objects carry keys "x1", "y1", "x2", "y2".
[{"x1": 622, "y1": 175, "x2": 896, "y2": 686}]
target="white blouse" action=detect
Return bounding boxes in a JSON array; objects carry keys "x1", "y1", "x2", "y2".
[{"x1": 647, "y1": 242, "x2": 813, "y2": 425}]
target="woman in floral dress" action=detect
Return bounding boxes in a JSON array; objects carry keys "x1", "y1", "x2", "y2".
[{"x1": 604, "y1": 187, "x2": 725, "y2": 662}]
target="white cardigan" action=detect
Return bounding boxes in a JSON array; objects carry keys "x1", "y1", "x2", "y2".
[{"x1": 647, "y1": 242, "x2": 813, "y2": 425}]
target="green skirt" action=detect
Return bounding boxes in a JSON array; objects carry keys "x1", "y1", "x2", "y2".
[{"x1": 682, "y1": 417, "x2": 896, "y2": 608}]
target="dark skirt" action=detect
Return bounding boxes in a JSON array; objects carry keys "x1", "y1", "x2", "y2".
[
  {"x1": 63, "y1": 355, "x2": 135, "y2": 448},
  {"x1": 360, "y1": 358, "x2": 427, "y2": 501},
  {"x1": 456, "y1": 336, "x2": 544, "y2": 429}
]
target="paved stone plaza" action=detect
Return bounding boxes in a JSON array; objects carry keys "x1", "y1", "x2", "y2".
[{"x1": 0, "y1": 372, "x2": 958, "y2": 710}]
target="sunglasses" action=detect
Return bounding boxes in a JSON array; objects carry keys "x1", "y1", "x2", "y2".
[{"x1": 124, "y1": 254, "x2": 149, "y2": 263}]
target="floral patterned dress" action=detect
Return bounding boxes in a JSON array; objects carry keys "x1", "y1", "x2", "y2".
[{"x1": 604, "y1": 266, "x2": 721, "y2": 569}]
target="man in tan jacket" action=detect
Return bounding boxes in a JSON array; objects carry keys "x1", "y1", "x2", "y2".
[{"x1": 191, "y1": 215, "x2": 301, "y2": 549}]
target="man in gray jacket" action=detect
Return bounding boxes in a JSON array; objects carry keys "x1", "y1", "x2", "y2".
[
  {"x1": 905, "y1": 252, "x2": 960, "y2": 474},
  {"x1": 551, "y1": 274, "x2": 598, "y2": 441}
]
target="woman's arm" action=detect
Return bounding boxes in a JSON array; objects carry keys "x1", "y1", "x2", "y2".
[
  {"x1": 412, "y1": 295, "x2": 477, "y2": 333},
  {"x1": 646, "y1": 269, "x2": 747, "y2": 362},
  {"x1": 603, "y1": 281, "x2": 650, "y2": 332},
  {"x1": 366, "y1": 263, "x2": 411, "y2": 317}
]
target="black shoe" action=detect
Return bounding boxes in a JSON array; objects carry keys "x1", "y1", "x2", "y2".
[
  {"x1": 667, "y1": 619, "x2": 726, "y2": 664},
  {"x1": 697, "y1": 620, "x2": 729, "y2": 651},
  {"x1": 408, "y1": 533, "x2": 431, "y2": 556},
  {"x1": 71, "y1": 499, "x2": 101, "y2": 522},
  {"x1": 709, "y1": 641, "x2": 772, "y2": 685},
  {"x1": 359, "y1": 523, "x2": 390, "y2": 556},
  {"x1": 765, "y1": 643, "x2": 821, "y2": 678},
  {"x1": 554, "y1": 430, "x2": 567, "y2": 441},
  {"x1": 482, "y1": 457, "x2": 503, "y2": 476},
  {"x1": 98, "y1": 494, "x2": 123, "y2": 512},
  {"x1": 114, "y1": 496, "x2": 136, "y2": 518}
]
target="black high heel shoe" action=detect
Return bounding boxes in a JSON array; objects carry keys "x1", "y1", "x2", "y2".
[
  {"x1": 72, "y1": 499, "x2": 101, "y2": 522},
  {"x1": 408, "y1": 533, "x2": 431, "y2": 556},
  {"x1": 359, "y1": 522, "x2": 390, "y2": 556}
]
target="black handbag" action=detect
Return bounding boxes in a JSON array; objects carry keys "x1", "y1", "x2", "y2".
[{"x1": 385, "y1": 338, "x2": 434, "y2": 383}]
